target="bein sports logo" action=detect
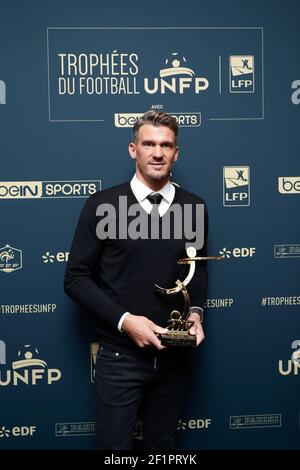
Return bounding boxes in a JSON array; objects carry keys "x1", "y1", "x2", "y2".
[
  {"x1": 144, "y1": 52, "x2": 209, "y2": 95},
  {"x1": 0, "y1": 245, "x2": 22, "y2": 274},
  {"x1": 114, "y1": 111, "x2": 201, "y2": 128},
  {"x1": 278, "y1": 177, "x2": 300, "y2": 194},
  {"x1": 230, "y1": 56, "x2": 254, "y2": 93},
  {"x1": 0, "y1": 180, "x2": 101, "y2": 199},
  {"x1": 223, "y1": 167, "x2": 250, "y2": 206}
]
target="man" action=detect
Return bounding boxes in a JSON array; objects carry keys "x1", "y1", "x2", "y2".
[{"x1": 64, "y1": 110, "x2": 208, "y2": 450}]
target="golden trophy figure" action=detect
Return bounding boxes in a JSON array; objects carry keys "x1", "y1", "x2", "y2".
[{"x1": 155, "y1": 247, "x2": 224, "y2": 347}]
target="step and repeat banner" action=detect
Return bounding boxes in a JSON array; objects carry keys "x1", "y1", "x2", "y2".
[{"x1": 0, "y1": 0, "x2": 299, "y2": 450}]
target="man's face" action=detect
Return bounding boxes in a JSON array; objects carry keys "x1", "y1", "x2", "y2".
[{"x1": 128, "y1": 124, "x2": 179, "y2": 189}]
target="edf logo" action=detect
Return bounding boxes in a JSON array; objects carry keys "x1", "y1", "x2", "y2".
[
  {"x1": 219, "y1": 247, "x2": 256, "y2": 259},
  {"x1": 223, "y1": 166, "x2": 250, "y2": 207},
  {"x1": 0, "y1": 425, "x2": 36, "y2": 438},
  {"x1": 230, "y1": 56, "x2": 254, "y2": 93}
]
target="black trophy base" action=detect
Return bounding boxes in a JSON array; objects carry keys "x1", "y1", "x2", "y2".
[{"x1": 159, "y1": 331, "x2": 197, "y2": 348}]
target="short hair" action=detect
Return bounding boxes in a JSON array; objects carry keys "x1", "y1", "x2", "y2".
[{"x1": 132, "y1": 110, "x2": 178, "y2": 143}]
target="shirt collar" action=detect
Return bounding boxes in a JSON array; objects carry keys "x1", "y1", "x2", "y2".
[{"x1": 130, "y1": 174, "x2": 174, "y2": 203}]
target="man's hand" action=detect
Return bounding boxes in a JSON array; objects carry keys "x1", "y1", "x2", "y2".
[
  {"x1": 122, "y1": 314, "x2": 168, "y2": 350},
  {"x1": 188, "y1": 312, "x2": 205, "y2": 347}
]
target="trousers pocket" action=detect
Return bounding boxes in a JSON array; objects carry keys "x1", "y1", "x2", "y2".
[{"x1": 97, "y1": 346, "x2": 123, "y2": 361}]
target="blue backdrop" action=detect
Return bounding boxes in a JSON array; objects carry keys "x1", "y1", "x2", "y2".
[{"x1": 0, "y1": 0, "x2": 299, "y2": 450}]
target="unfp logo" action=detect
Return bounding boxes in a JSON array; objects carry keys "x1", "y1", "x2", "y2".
[
  {"x1": 230, "y1": 56, "x2": 254, "y2": 93},
  {"x1": 0, "y1": 245, "x2": 22, "y2": 274},
  {"x1": 144, "y1": 52, "x2": 209, "y2": 95},
  {"x1": 0, "y1": 344, "x2": 62, "y2": 387},
  {"x1": 223, "y1": 167, "x2": 250, "y2": 206}
]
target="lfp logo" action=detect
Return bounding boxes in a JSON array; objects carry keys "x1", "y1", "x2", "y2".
[
  {"x1": 223, "y1": 167, "x2": 250, "y2": 207},
  {"x1": 230, "y1": 56, "x2": 254, "y2": 93}
]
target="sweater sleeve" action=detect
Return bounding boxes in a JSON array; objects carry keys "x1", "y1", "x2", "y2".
[{"x1": 64, "y1": 194, "x2": 127, "y2": 329}]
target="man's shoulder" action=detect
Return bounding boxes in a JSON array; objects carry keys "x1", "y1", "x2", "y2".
[
  {"x1": 175, "y1": 184, "x2": 206, "y2": 206},
  {"x1": 87, "y1": 181, "x2": 131, "y2": 204}
]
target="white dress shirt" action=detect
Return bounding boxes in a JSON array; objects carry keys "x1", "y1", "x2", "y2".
[{"x1": 130, "y1": 173, "x2": 175, "y2": 216}]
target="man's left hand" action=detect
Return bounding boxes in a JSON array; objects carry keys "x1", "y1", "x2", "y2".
[{"x1": 188, "y1": 312, "x2": 205, "y2": 347}]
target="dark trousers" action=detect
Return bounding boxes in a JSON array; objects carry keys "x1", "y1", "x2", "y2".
[{"x1": 95, "y1": 345, "x2": 190, "y2": 450}]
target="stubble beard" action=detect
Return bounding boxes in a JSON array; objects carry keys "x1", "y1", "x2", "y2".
[{"x1": 147, "y1": 167, "x2": 171, "y2": 185}]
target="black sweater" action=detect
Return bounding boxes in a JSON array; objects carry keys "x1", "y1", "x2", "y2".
[{"x1": 64, "y1": 182, "x2": 208, "y2": 352}]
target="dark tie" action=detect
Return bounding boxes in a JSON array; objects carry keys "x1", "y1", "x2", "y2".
[{"x1": 147, "y1": 193, "x2": 163, "y2": 217}]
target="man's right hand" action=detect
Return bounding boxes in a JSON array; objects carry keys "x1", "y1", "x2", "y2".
[{"x1": 122, "y1": 313, "x2": 168, "y2": 350}]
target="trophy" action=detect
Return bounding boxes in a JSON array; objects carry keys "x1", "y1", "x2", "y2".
[{"x1": 155, "y1": 247, "x2": 224, "y2": 347}]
